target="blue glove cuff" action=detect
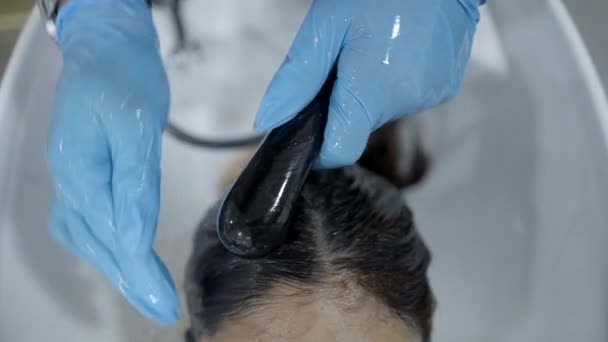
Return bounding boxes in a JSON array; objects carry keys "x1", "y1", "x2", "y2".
[
  {"x1": 55, "y1": 0, "x2": 151, "y2": 43},
  {"x1": 457, "y1": 0, "x2": 483, "y2": 22}
]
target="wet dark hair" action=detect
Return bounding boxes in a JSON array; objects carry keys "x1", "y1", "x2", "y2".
[{"x1": 184, "y1": 120, "x2": 434, "y2": 341}]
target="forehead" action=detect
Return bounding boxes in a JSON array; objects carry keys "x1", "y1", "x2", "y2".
[{"x1": 204, "y1": 285, "x2": 418, "y2": 342}]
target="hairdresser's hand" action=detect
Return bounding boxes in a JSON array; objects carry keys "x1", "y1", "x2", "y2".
[
  {"x1": 46, "y1": 0, "x2": 178, "y2": 324},
  {"x1": 255, "y1": 0, "x2": 482, "y2": 168}
]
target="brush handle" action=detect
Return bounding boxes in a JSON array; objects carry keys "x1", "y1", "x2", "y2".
[{"x1": 218, "y1": 67, "x2": 337, "y2": 257}]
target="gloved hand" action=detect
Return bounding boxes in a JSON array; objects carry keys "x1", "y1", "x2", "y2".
[
  {"x1": 255, "y1": 0, "x2": 482, "y2": 168},
  {"x1": 47, "y1": 0, "x2": 178, "y2": 324}
]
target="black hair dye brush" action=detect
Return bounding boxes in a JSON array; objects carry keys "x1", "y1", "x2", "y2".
[{"x1": 217, "y1": 66, "x2": 337, "y2": 257}]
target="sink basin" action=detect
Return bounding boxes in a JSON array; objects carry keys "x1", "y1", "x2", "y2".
[
  {"x1": 2, "y1": 1, "x2": 608, "y2": 341},
  {"x1": 0, "y1": 11, "x2": 29, "y2": 80}
]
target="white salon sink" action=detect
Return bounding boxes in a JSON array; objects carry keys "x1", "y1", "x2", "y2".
[{"x1": 1, "y1": 1, "x2": 608, "y2": 341}]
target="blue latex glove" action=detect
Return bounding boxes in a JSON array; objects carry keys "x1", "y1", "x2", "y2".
[
  {"x1": 46, "y1": 0, "x2": 178, "y2": 324},
  {"x1": 255, "y1": 0, "x2": 482, "y2": 168}
]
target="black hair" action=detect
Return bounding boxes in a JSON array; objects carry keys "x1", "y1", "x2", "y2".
[{"x1": 184, "y1": 120, "x2": 434, "y2": 341}]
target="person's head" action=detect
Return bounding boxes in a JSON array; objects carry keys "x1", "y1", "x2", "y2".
[{"x1": 184, "y1": 138, "x2": 434, "y2": 341}]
